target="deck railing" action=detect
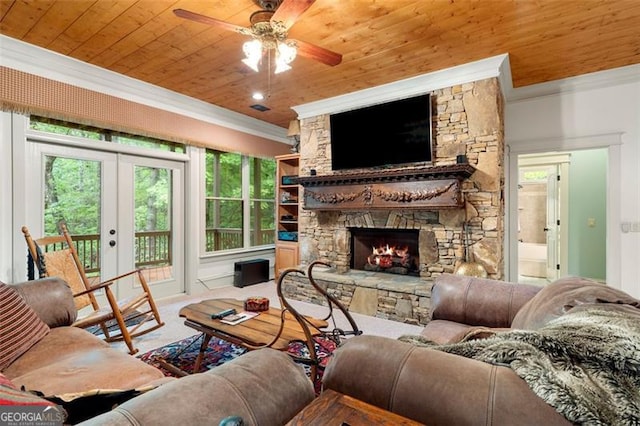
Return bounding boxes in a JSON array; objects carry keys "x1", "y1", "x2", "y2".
[
  {"x1": 204, "y1": 228, "x2": 274, "y2": 251},
  {"x1": 67, "y1": 228, "x2": 274, "y2": 273}
]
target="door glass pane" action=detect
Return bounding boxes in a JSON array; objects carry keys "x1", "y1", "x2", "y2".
[
  {"x1": 44, "y1": 155, "x2": 102, "y2": 283},
  {"x1": 135, "y1": 166, "x2": 173, "y2": 283}
]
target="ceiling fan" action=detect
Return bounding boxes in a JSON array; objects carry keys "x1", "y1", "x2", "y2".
[{"x1": 173, "y1": 0, "x2": 342, "y2": 73}]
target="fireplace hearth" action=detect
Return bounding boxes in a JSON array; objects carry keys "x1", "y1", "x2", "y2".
[{"x1": 350, "y1": 228, "x2": 420, "y2": 276}]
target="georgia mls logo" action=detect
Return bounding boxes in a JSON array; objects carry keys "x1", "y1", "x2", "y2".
[{"x1": 0, "y1": 405, "x2": 65, "y2": 426}]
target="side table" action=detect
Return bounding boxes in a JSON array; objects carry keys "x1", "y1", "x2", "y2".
[{"x1": 286, "y1": 389, "x2": 423, "y2": 425}]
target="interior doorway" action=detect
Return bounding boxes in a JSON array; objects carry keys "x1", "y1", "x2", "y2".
[
  {"x1": 516, "y1": 149, "x2": 607, "y2": 285},
  {"x1": 517, "y1": 158, "x2": 566, "y2": 284}
]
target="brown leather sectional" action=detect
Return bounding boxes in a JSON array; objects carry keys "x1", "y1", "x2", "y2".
[
  {"x1": 322, "y1": 273, "x2": 640, "y2": 425},
  {"x1": 4, "y1": 274, "x2": 639, "y2": 425}
]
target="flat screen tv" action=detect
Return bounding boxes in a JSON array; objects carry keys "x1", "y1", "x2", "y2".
[{"x1": 330, "y1": 93, "x2": 433, "y2": 171}]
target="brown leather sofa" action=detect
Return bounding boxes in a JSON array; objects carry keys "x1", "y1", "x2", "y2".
[
  {"x1": 322, "y1": 274, "x2": 640, "y2": 425},
  {"x1": 3, "y1": 278, "x2": 169, "y2": 396},
  {"x1": 1, "y1": 278, "x2": 315, "y2": 425},
  {"x1": 420, "y1": 274, "x2": 543, "y2": 344},
  {"x1": 80, "y1": 348, "x2": 315, "y2": 426}
]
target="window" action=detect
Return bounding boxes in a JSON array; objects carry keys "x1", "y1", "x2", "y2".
[
  {"x1": 29, "y1": 116, "x2": 186, "y2": 153},
  {"x1": 204, "y1": 150, "x2": 275, "y2": 253}
]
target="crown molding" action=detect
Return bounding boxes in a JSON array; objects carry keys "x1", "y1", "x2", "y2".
[
  {"x1": 292, "y1": 54, "x2": 511, "y2": 119},
  {"x1": 508, "y1": 132, "x2": 624, "y2": 154},
  {"x1": 0, "y1": 35, "x2": 288, "y2": 143},
  {"x1": 506, "y1": 63, "x2": 640, "y2": 102}
]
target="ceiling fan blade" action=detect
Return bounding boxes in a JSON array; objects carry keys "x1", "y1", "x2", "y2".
[
  {"x1": 272, "y1": 0, "x2": 316, "y2": 30},
  {"x1": 292, "y1": 38, "x2": 342, "y2": 66},
  {"x1": 173, "y1": 9, "x2": 248, "y2": 34}
]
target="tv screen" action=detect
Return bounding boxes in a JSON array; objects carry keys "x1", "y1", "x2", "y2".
[{"x1": 330, "y1": 93, "x2": 433, "y2": 171}]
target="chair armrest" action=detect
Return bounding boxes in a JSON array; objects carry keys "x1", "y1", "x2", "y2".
[
  {"x1": 322, "y1": 335, "x2": 570, "y2": 426},
  {"x1": 430, "y1": 273, "x2": 542, "y2": 327},
  {"x1": 74, "y1": 269, "x2": 141, "y2": 297},
  {"x1": 79, "y1": 348, "x2": 315, "y2": 426},
  {"x1": 10, "y1": 278, "x2": 77, "y2": 327},
  {"x1": 74, "y1": 280, "x2": 115, "y2": 297},
  {"x1": 97, "y1": 268, "x2": 142, "y2": 286}
]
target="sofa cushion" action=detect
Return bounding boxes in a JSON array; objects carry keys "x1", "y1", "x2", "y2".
[
  {"x1": 4, "y1": 327, "x2": 166, "y2": 396},
  {"x1": 0, "y1": 282, "x2": 50, "y2": 371},
  {"x1": 511, "y1": 276, "x2": 640, "y2": 330},
  {"x1": 430, "y1": 274, "x2": 541, "y2": 327},
  {"x1": 0, "y1": 372, "x2": 57, "y2": 407}
]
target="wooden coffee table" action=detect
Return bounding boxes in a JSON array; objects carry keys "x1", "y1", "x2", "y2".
[
  {"x1": 176, "y1": 298, "x2": 328, "y2": 375},
  {"x1": 286, "y1": 389, "x2": 424, "y2": 425}
]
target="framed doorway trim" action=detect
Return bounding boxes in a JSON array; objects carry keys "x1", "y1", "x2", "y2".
[{"x1": 506, "y1": 132, "x2": 624, "y2": 288}]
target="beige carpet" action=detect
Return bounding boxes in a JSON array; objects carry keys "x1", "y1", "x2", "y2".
[{"x1": 109, "y1": 281, "x2": 424, "y2": 355}]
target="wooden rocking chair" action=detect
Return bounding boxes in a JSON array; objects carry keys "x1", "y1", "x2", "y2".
[{"x1": 22, "y1": 224, "x2": 165, "y2": 354}]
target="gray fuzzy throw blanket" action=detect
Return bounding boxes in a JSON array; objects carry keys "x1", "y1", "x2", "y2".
[{"x1": 399, "y1": 306, "x2": 640, "y2": 425}]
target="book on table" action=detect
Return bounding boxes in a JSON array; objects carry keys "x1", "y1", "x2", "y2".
[{"x1": 220, "y1": 311, "x2": 259, "y2": 325}]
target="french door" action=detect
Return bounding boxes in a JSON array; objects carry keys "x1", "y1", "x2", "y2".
[{"x1": 25, "y1": 143, "x2": 184, "y2": 299}]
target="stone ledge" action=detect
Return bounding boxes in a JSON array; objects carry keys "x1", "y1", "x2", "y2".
[
  {"x1": 283, "y1": 266, "x2": 433, "y2": 325},
  {"x1": 309, "y1": 266, "x2": 432, "y2": 296}
]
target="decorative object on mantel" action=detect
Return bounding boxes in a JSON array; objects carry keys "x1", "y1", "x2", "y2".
[
  {"x1": 455, "y1": 223, "x2": 488, "y2": 278},
  {"x1": 287, "y1": 119, "x2": 300, "y2": 153},
  {"x1": 296, "y1": 164, "x2": 475, "y2": 210}
]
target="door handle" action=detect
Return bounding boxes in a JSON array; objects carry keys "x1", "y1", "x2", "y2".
[
  {"x1": 109, "y1": 240, "x2": 116, "y2": 247},
  {"x1": 543, "y1": 227, "x2": 550, "y2": 232}
]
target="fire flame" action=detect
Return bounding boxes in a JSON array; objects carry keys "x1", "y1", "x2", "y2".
[{"x1": 368, "y1": 244, "x2": 410, "y2": 267}]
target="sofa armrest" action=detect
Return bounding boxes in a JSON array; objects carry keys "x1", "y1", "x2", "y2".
[
  {"x1": 79, "y1": 348, "x2": 315, "y2": 426},
  {"x1": 322, "y1": 335, "x2": 570, "y2": 426},
  {"x1": 9, "y1": 278, "x2": 77, "y2": 328},
  {"x1": 429, "y1": 273, "x2": 541, "y2": 327}
]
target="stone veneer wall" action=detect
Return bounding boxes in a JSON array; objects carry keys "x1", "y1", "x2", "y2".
[
  {"x1": 283, "y1": 78, "x2": 505, "y2": 324},
  {"x1": 297, "y1": 78, "x2": 505, "y2": 279}
]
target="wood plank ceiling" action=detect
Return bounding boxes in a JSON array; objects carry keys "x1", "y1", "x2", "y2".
[{"x1": 1, "y1": 0, "x2": 640, "y2": 129}]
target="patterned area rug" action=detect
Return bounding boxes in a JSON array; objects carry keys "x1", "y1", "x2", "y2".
[
  {"x1": 85, "y1": 310, "x2": 145, "y2": 337},
  {"x1": 138, "y1": 334, "x2": 337, "y2": 392},
  {"x1": 138, "y1": 335, "x2": 247, "y2": 375}
]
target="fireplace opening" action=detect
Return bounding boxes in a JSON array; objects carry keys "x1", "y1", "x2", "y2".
[{"x1": 350, "y1": 228, "x2": 420, "y2": 276}]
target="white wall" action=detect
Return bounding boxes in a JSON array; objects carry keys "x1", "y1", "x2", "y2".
[
  {"x1": 506, "y1": 78, "x2": 640, "y2": 297},
  {"x1": 0, "y1": 114, "x2": 13, "y2": 281}
]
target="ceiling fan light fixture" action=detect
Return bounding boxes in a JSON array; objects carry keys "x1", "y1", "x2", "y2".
[
  {"x1": 274, "y1": 60, "x2": 291, "y2": 74},
  {"x1": 242, "y1": 39, "x2": 263, "y2": 72},
  {"x1": 274, "y1": 40, "x2": 296, "y2": 74},
  {"x1": 173, "y1": 2, "x2": 342, "y2": 77}
]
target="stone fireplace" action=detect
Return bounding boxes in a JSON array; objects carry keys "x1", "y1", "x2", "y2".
[{"x1": 282, "y1": 77, "x2": 505, "y2": 325}]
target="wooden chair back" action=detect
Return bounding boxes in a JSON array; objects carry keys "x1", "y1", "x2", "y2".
[{"x1": 22, "y1": 225, "x2": 97, "y2": 311}]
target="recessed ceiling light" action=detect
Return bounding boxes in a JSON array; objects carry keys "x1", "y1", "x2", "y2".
[{"x1": 252, "y1": 92, "x2": 264, "y2": 101}]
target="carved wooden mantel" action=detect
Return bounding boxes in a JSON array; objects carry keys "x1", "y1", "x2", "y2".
[{"x1": 296, "y1": 164, "x2": 475, "y2": 210}]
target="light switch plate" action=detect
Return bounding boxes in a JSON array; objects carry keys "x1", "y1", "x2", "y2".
[{"x1": 621, "y1": 222, "x2": 640, "y2": 233}]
